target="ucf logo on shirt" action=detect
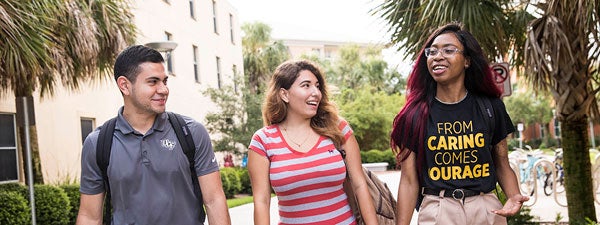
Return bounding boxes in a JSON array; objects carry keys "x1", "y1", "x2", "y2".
[{"x1": 161, "y1": 138, "x2": 177, "y2": 151}]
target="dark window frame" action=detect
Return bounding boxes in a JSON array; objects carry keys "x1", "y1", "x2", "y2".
[
  {"x1": 80, "y1": 117, "x2": 95, "y2": 144},
  {"x1": 0, "y1": 113, "x2": 18, "y2": 183}
]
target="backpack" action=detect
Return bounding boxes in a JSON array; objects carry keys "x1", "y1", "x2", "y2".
[
  {"x1": 338, "y1": 149, "x2": 397, "y2": 224},
  {"x1": 474, "y1": 94, "x2": 495, "y2": 139},
  {"x1": 96, "y1": 112, "x2": 205, "y2": 224}
]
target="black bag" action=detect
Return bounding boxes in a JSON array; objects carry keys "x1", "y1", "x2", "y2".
[{"x1": 96, "y1": 112, "x2": 205, "y2": 224}]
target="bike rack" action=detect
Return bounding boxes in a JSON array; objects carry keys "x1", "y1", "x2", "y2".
[
  {"x1": 537, "y1": 160, "x2": 567, "y2": 207},
  {"x1": 511, "y1": 157, "x2": 567, "y2": 207},
  {"x1": 593, "y1": 155, "x2": 600, "y2": 204}
]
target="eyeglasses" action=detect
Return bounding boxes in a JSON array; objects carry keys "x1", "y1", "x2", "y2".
[{"x1": 424, "y1": 47, "x2": 463, "y2": 58}]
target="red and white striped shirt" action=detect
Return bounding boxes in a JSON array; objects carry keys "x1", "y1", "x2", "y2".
[{"x1": 249, "y1": 120, "x2": 355, "y2": 225}]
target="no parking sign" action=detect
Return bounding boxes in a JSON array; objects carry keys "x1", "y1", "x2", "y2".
[{"x1": 491, "y1": 62, "x2": 512, "y2": 97}]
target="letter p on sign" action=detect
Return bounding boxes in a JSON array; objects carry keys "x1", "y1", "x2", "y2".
[{"x1": 491, "y1": 62, "x2": 511, "y2": 97}]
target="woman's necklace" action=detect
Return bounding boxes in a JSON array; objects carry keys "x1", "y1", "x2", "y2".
[
  {"x1": 281, "y1": 126, "x2": 310, "y2": 148},
  {"x1": 435, "y1": 90, "x2": 469, "y2": 105}
]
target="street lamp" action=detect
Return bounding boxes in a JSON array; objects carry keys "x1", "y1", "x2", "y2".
[
  {"x1": 145, "y1": 41, "x2": 177, "y2": 73},
  {"x1": 144, "y1": 41, "x2": 177, "y2": 52}
]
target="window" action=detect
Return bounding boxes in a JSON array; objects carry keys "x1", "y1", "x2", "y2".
[
  {"x1": 229, "y1": 14, "x2": 235, "y2": 44},
  {"x1": 325, "y1": 50, "x2": 332, "y2": 59},
  {"x1": 189, "y1": 0, "x2": 196, "y2": 19},
  {"x1": 0, "y1": 114, "x2": 18, "y2": 183},
  {"x1": 212, "y1": 0, "x2": 218, "y2": 34},
  {"x1": 193, "y1": 45, "x2": 200, "y2": 83},
  {"x1": 216, "y1": 56, "x2": 222, "y2": 89},
  {"x1": 312, "y1": 48, "x2": 321, "y2": 56},
  {"x1": 80, "y1": 118, "x2": 94, "y2": 144},
  {"x1": 232, "y1": 64, "x2": 238, "y2": 92},
  {"x1": 164, "y1": 32, "x2": 174, "y2": 74}
]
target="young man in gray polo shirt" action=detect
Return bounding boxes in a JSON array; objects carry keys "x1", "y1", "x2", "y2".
[{"x1": 77, "y1": 45, "x2": 231, "y2": 225}]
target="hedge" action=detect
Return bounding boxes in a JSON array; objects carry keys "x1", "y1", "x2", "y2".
[
  {"x1": 236, "y1": 168, "x2": 252, "y2": 194},
  {"x1": 0, "y1": 182, "x2": 28, "y2": 196},
  {"x1": 220, "y1": 167, "x2": 242, "y2": 198},
  {"x1": 60, "y1": 184, "x2": 80, "y2": 225},
  {"x1": 361, "y1": 149, "x2": 397, "y2": 169},
  {"x1": 0, "y1": 191, "x2": 31, "y2": 225},
  {"x1": 26, "y1": 185, "x2": 71, "y2": 225}
]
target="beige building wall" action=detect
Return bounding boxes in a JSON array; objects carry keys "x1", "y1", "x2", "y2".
[
  {"x1": 0, "y1": 0, "x2": 242, "y2": 184},
  {"x1": 279, "y1": 39, "x2": 372, "y2": 61}
]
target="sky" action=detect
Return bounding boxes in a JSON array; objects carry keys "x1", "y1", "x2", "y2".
[
  {"x1": 227, "y1": 0, "x2": 413, "y2": 73},
  {"x1": 228, "y1": 0, "x2": 390, "y2": 43}
]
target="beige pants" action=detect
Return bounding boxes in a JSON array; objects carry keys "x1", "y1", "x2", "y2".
[{"x1": 418, "y1": 191, "x2": 507, "y2": 225}]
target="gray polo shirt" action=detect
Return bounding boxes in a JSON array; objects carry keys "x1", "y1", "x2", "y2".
[{"x1": 80, "y1": 108, "x2": 219, "y2": 225}]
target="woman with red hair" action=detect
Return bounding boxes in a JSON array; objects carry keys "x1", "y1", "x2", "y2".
[{"x1": 391, "y1": 22, "x2": 528, "y2": 225}]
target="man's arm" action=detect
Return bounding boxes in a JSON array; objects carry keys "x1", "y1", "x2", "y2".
[
  {"x1": 198, "y1": 171, "x2": 231, "y2": 225},
  {"x1": 76, "y1": 193, "x2": 104, "y2": 225}
]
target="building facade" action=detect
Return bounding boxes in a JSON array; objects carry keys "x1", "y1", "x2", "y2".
[
  {"x1": 0, "y1": 0, "x2": 243, "y2": 184},
  {"x1": 279, "y1": 38, "x2": 372, "y2": 62}
]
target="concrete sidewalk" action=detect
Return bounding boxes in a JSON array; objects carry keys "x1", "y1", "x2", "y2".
[{"x1": 228, "y1": 170, "x2": 597, "y2": 224}]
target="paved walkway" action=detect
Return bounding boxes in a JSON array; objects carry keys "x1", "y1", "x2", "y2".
[{"x1": 228, "y1": 170, "x2": 599, "y2": 224}]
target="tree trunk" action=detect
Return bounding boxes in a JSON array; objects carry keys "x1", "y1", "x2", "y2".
[
  {"x1": 15, "y1": 96, "x2": 44, "y2": 184},
  {"x1": 562, "y1": 118, "x2": 596, "y2": 223}
]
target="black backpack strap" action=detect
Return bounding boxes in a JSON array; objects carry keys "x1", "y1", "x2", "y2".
[
  {"x1": 167, "y1": 112, "x2": 206, "y2": 223},
  {"x1": 96, "y1": 117, "x2": 117, "y2": 225},
  {"x1": 474, "y1": 95, "x2": 495, "y2": 141}
]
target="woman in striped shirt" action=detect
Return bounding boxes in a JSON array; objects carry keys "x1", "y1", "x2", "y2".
[{"x1": 248, "y1": 60, "x2": 378, "y2": 225}]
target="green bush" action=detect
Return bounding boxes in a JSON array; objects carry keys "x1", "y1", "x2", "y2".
[
  {"x1": 236, "y1": 168, "x2": 252, "y2": 194},
  {"x1": 220, "y1": 167, "x2": 242, "y2": 199},
  {"x1": 363, "y1": 149, "x2": 386, "y2": 163},
  {"x1": 0, "y1": 182, "x2": 28, "y2": 196},
  {"x1": 60, "y1": 184, "x2": 80, "y2": 225},
  {"x1": 381, "y1": 149, "x2": 397, "y2": 169},
  {"x1": 26, "y1": 184, "x2": 71, "y2": 225},
  {"x1": 360, "y1": 149, "x2": 398, "y2": 169},
  {"x1": 508, "y1": 138, "x2": 519, "y2": 151},
  {"x1": 0, "y1": 191, "x2": 31, "y2": 225}
]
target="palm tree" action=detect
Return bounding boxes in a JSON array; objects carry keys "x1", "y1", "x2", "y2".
[
  {"x1": 0, "y1": 0, "x2": 136, "y2": 184},
  {"x1": 241, "y1": 22, "x2": 288, "y2": 95},
  {"x1": 374, "y1": 0, "x2": 600, "y2": 222}
]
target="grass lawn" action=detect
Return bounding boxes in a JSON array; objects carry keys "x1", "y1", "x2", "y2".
[
  {"x1": 227, "y1": 194, "x2": 254, "y2": 208},
  {"x1": 227, "y1": 194, "x2": 276, "y2": 208}
]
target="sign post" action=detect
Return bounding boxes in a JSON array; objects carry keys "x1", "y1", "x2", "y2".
[
  {"x1": 518, "y1": 123, "x2": 524, "y2": 149},
  {"x1": 491, "y1": 62, "x2": 511, "y2": 97}
]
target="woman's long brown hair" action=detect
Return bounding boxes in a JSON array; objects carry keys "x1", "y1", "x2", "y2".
[{"x1": 262, "y1": 60, "x2": 345, "y2": 147}]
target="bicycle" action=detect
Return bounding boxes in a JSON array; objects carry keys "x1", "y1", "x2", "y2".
[
  {"x1": 512, "y1": 146, "x2": 550, "y2": 196},
  {"x1": 542, "y1": 148, "x2": 565, "y2": 196}
]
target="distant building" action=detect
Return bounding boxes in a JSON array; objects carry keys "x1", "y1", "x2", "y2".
[
  {"x1": 278, "y1": 38, "x2": 374, "y2": 61},
  {"x1": 0, "y1": 0, "x2": 242, "y2": 184}
]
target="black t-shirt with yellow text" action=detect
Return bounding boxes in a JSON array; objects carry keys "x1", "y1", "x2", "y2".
[{"x1": 421, "y1": 94, "x2": 515, "y2": 193}]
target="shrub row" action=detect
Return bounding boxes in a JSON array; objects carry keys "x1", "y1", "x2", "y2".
[
  {"x1": 360, "y1": 149, "x2": 397, "y2": 169},
  {"x1": 222, "y1": 150, "x2": 399, "y2": 199},
  {"x1": 0, "y1": 157, "x2": 396, "y2": 223},
  {"x1": 0, "y1": 183, "x2": 78, "y2": 225},
  {"x1": 220, "y1": 167, "x2": 252, "y2": 198}
]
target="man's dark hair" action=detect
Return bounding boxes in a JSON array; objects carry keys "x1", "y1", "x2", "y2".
[{"x1": 113, "y1": 45, "x2": 164, "y2": 83}]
